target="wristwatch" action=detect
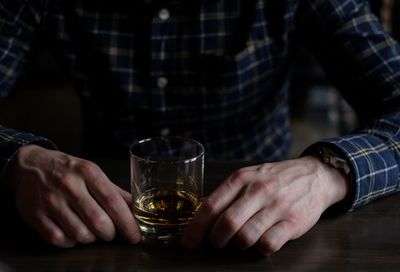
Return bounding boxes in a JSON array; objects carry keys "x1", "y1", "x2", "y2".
[
  {"x1": 303, "y1": 144, "x2": 352, "y2": 177},
  {"x1": 316, "y1": 145, "x2": 351, "y2": 175},
  {"x1": 302, "y1": 144, "x2": 354, "y2": 211}
]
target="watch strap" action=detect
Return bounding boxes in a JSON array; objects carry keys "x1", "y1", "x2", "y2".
[{"x1": 302, "y1": 143, "x2": 352, "y2": 177}]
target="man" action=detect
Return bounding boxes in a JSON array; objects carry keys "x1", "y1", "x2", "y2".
[{"x1": 0, "y1": 0, "x2": 399, "y2": 255}]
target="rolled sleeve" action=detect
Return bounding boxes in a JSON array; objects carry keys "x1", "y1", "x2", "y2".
[
  {"x1": 299, "y1": 0, "x2": 400, "y2": 210},
  {"x1": 0, "y1": 125, "x2": 57, "y2": 179},
  {"x1": 318, "y1": 113, "x2": 400, "y2": 210}
]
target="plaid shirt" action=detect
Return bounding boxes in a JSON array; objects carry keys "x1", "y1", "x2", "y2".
[{"x1": 1, "y1": 0, "x2": 400, "y2": 210}]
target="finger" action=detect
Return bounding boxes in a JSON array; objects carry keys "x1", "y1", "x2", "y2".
[
  {"x1": 113, "y1": 184, "x2": 132, "y2": 206},
  {"x1": 232, "y1": 208, "x2": 277, "y2": 250},
  {"x1": 31, "y1": 213, "x2": 77, "y2": 248},
  {"x1": 66, "y1": 183, "x2": 117, "y2": 242},
  {"x1": 255, "y1": 220, "x2": 294, "y2": 256},
  {"x1": 86, "y1": 172, "x2": 141, "y2": 244},
  {"x1": 182, "y1": 167, "x2": 255, "y2": 249},
  {"x1": 50, "y1": 161, "x2": 118, "y2": 242},
  {"x1": 37, "y1": 187, "x2": 97, "y2": 245},
  {"x1": 47, "y1": 201, "x2": 97, "y2": 244},
  {"x1": 208, "y1": 180, "x2": 272, "y2": 248}
]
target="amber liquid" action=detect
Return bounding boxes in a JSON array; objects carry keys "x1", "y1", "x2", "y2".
[{"x1": 132, "y1": 189, "x2": 201, "y2": 242}]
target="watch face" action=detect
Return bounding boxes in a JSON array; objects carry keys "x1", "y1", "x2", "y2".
[{"x1": 321, "y1": 146, "x2": 351, "y2": 175}]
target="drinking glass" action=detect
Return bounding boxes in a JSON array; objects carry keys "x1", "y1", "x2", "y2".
[{"x1": 130, "y1": 136, "x2": 204, "y2": 244}]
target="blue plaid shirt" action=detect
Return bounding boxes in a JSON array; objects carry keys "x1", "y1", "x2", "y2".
[{"x1": 1, "y1": 0, "x2": 400, "y2": 210}]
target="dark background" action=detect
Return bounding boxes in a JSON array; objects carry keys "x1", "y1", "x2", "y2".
[{"x1": 0, "y1": 0, "x2": 397, "y2": 158}]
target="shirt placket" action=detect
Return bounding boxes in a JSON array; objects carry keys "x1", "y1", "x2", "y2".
[{"x1": 150, "y1": 3, "x2": 175, "y2": 137}]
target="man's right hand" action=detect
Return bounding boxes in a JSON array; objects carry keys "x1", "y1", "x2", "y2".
[{"x1": 0, "y1": 144, "x2": 141, "y2": 248}]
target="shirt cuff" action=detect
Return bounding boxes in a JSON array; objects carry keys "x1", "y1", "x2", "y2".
[
  {"x1": 306, "y1": 133, "x2": 400, "y2": 211},
  {"x1": 0, "y1": 126, "x2": 58, "y2": 179}
]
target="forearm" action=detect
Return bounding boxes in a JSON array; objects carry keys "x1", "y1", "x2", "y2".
[
  {"x1": 298, "y1": 0, "x2": 400, "y2": 210},
  {"x1": 301, "y1": 111, "x2": 400, "y2": 212},
  {"x1": 320, "y1": 115, "x2": 400, "y2": 210}
]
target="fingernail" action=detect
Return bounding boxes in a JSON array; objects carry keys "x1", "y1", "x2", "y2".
[
  {"x1": 130, "y1": 232, "x2": 142, "y2": 244},
  {"x1": 62, "y1": 238, "x2": 77, "y2": 248}
]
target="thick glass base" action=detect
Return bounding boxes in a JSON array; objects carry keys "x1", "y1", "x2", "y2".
[{"x1": 137, "y1": 219, "x2": 186, "y2": 246}]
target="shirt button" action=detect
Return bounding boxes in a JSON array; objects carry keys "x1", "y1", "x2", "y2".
[
  {"x1": 160, "y1": 128, "x2": 170, "y2": 136},
  {"x1": 158, "y1": 8, "x2": 170, "y2": 21},
  {"x1": 157, "y1": 77, "x2": 168, "y2": 89}
]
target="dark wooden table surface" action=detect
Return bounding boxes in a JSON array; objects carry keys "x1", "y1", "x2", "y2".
[{"x1": 1, "y1": 160, "x2": 400, "y2": 272}]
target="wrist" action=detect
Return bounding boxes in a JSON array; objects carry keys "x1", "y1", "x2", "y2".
[
  {"x1": 302, "y1": 143, "x2": 355, "y2": 211},
  {"x1": 0, "y1": 144, "x2": 43, "y2": 191},
  {"x1": 301, "y1": 155, "x2": 349, "y2": 209}
]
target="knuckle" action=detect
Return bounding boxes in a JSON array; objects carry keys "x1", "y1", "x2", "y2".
[
  {"x1": 256, "y1": 164, "x2": 269, "y2": 173},
  {"x1": 286, "y1": 208, "x2": 301, "y2": 221},
  {"x1": 220, "y1": 214, "x2": 238, "y2": 233},
  {"x1": 48, "y1": 230, "x2": 69, "y2": 248},
  {"x1": 231, "y1": 169, "x2": 249, "y2": 183},
  {"x1": 235, "y1": 231, "x2": 257, "y2": 249},
  {"x1": 76, "y1": 160, "x2": 99, "y2": 180},
  {"x1": 41, "y1": 191, "x2": 58, "y2": 207},
  {"x1": 227, "y1": 167, "x2": 257, "y2": 189},
  {"x1": 270, "y1": 196, "x2": 289, "y2": 212},
  {"x1": 91, "y1": 214, "x2": 115, "y2": 240},
  {"x1": 103, "y1": 193, "x2": 120, "y2": 210},
  {"x1": 248, "y1": 180, "x2": 273, "y2": 196},
  {"x1": 28, "y1": 209, "x2": 42, "y2": 222},
  {"x1": 55, "y1": 172, "x2": 74, "y2": 191},
  {"x1": 92, "y1": 213, "x2": 109, "y2": 229},
  {"x1": 202, "y1": 198, "x2": 219, "y2": 218},
  {"x1": 259, "y1": 239, "x2": 280, "y2": 256}
]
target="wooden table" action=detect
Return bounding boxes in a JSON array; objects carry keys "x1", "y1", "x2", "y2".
[{"x1": 1, "y1": 160, "x2": 400, "y2": 271}]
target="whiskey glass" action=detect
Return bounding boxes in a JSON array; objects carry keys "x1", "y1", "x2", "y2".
[{"x1": 130, "y1": 136, "x2": 204, "y2": 244}]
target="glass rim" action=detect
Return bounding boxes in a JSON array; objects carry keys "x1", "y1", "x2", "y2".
[{"x1": 129, "y1": 136, "x2": 205, "y2": 164}]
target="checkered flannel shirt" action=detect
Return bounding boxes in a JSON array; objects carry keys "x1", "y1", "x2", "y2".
[{"x1": 1, "y1": 0, "x2": 400, "y2": 210}]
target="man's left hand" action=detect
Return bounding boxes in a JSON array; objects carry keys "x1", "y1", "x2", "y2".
[{"x1": 181, "y1": 155, "x2": 349, "y2": 255}]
